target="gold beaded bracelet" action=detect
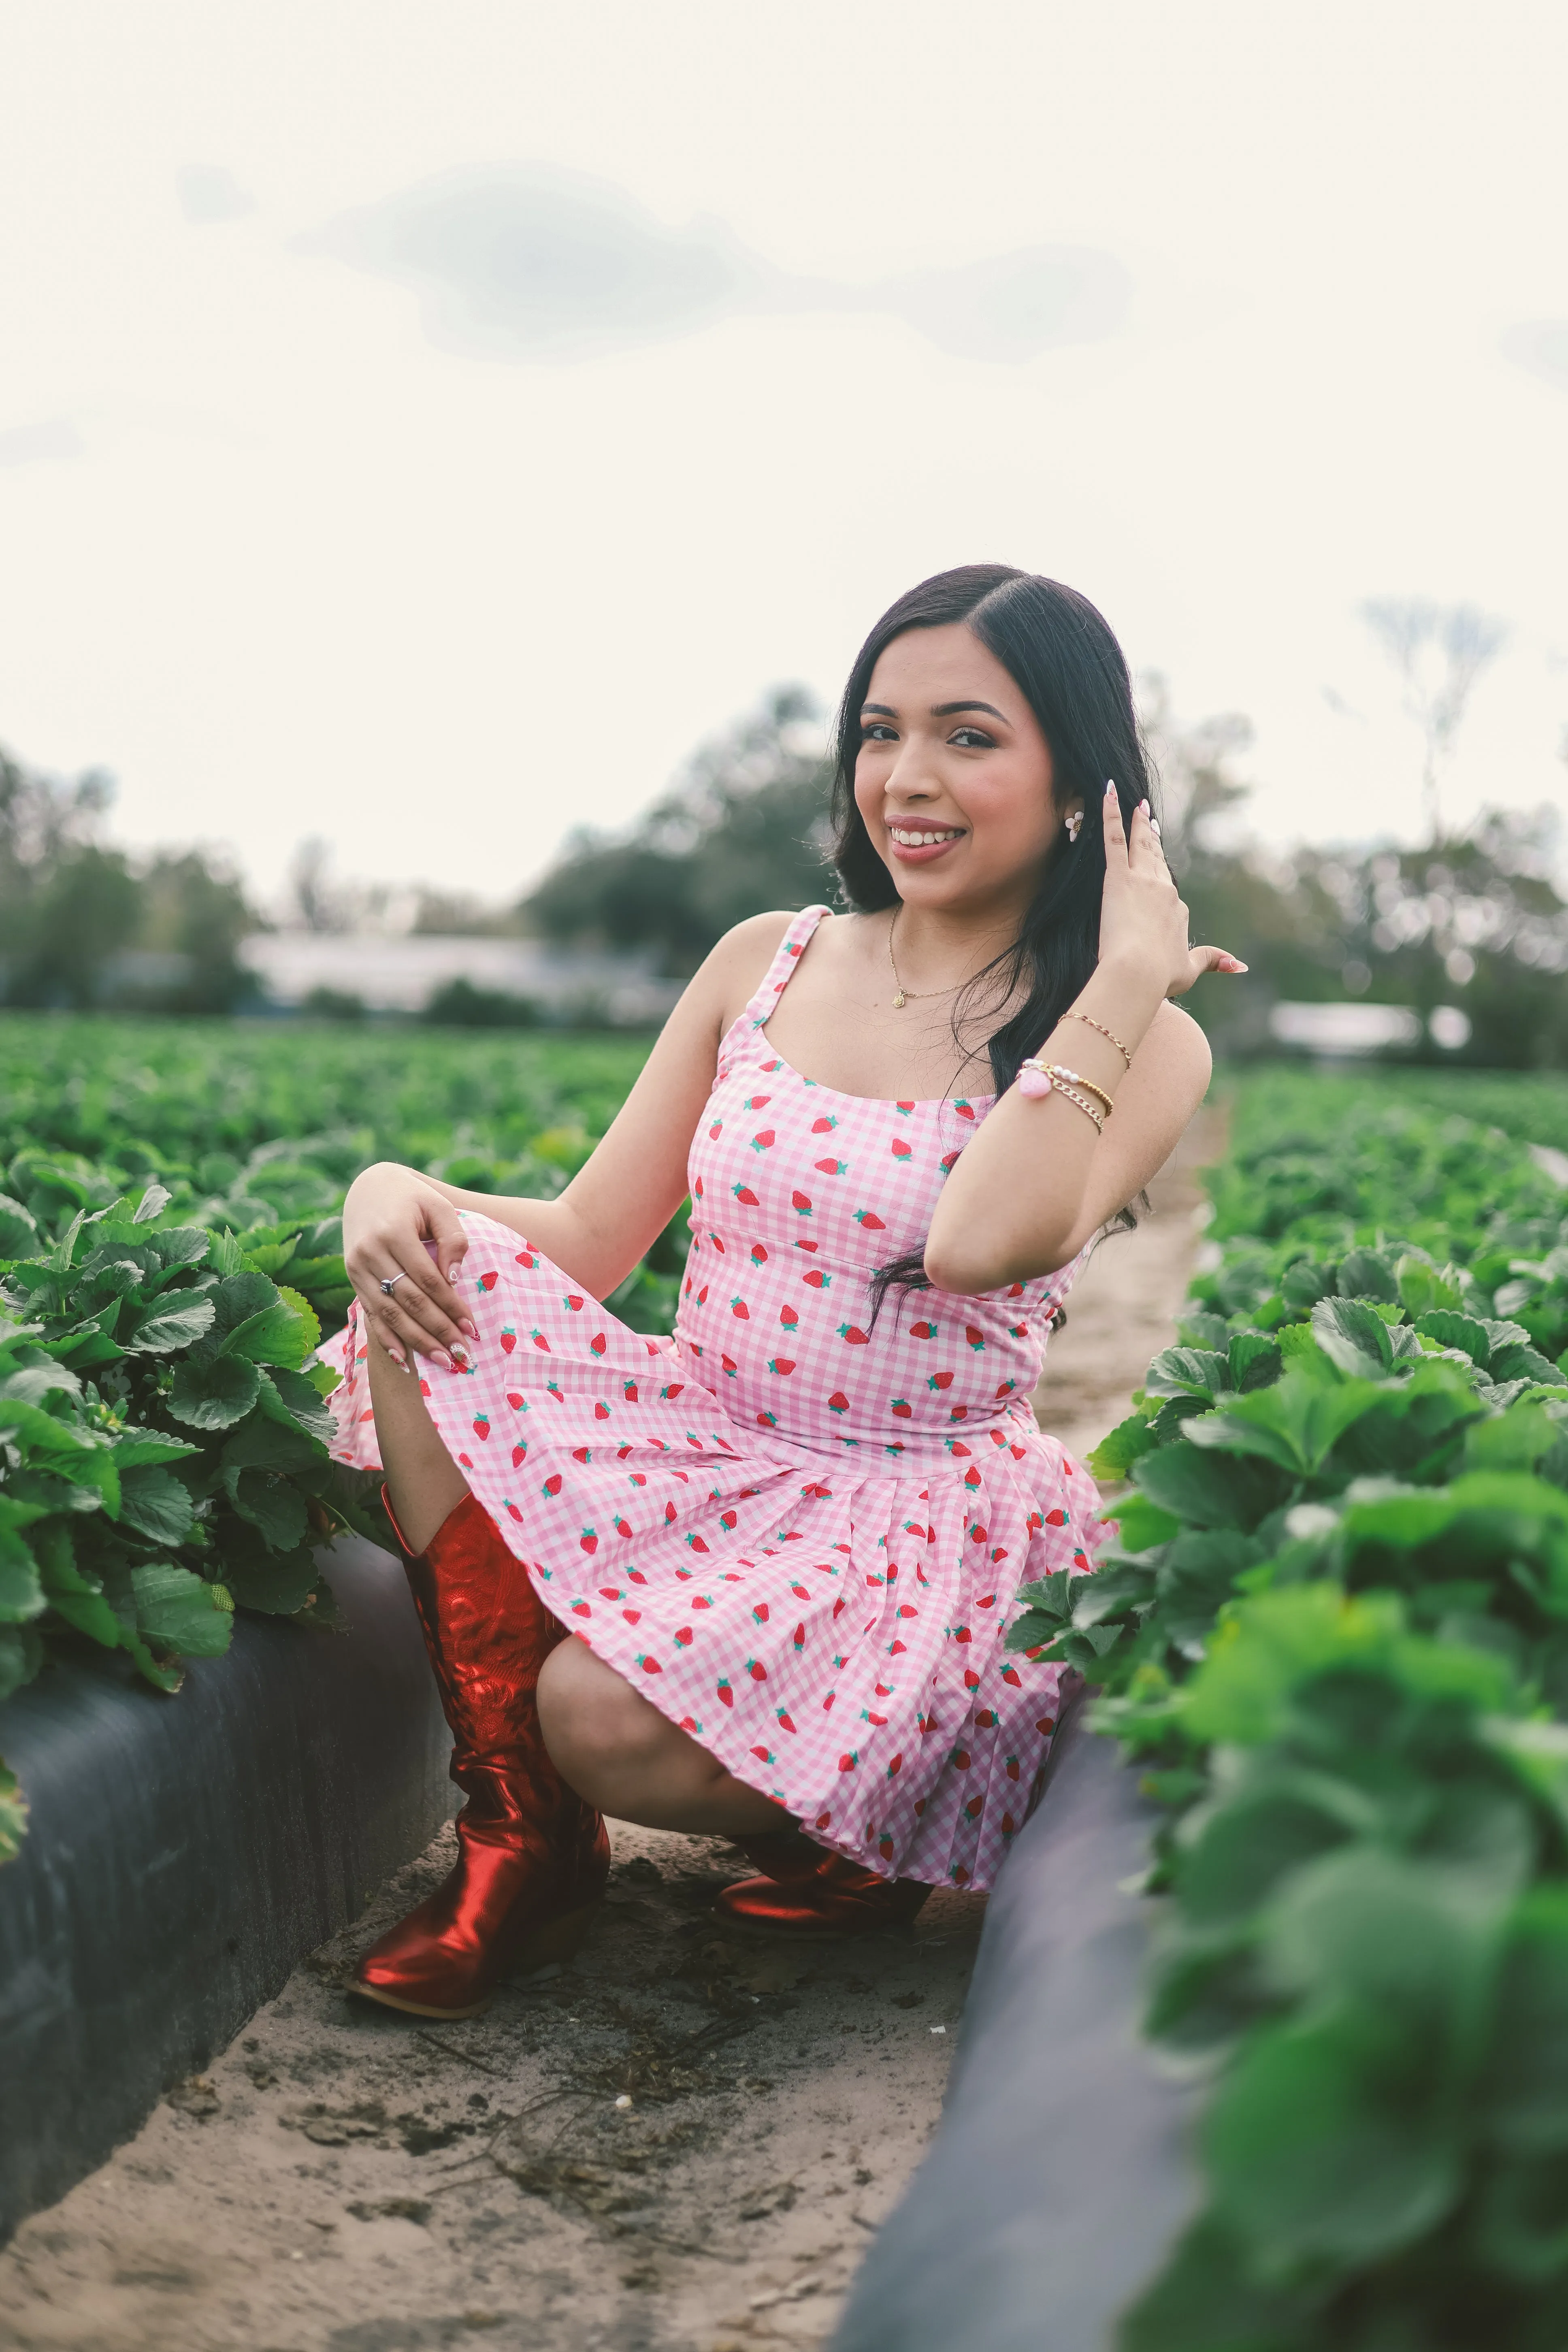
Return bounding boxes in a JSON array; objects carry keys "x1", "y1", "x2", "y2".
[
  {"x1": 1053, "y1": 1064, "x2": 1115, "y2": 1116},
  {"x1": 1017, "y1": 1059, "x2": 1105, "y2": 1132}
]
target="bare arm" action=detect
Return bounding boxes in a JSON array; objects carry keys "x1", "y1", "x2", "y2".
[
  {"x1": 924, "y1": 788, "x2": 1239, "y2": 1294},
  {"x1": 342, "y1": 912, "x2": 793, "y2": 1366}
]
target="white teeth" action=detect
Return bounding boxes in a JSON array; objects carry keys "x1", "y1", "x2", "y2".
[{"x1": 889, "y1": 826, "x2": 962, "y2": 847}]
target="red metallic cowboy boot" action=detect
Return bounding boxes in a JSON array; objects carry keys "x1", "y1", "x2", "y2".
[
  {"x1": 353, "y1": 1487, "x2": 610, "y2": 2020},
  {"x1": 715, "y1": 1829, "x2": 932, "y2": 1939}
]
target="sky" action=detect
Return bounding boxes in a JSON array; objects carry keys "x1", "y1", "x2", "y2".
[{"x1": 1, "y1": 1, "x2": 1566, "y2": 909}]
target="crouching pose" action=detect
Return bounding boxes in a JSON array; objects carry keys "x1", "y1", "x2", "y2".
[{"x1": 321, "y1": 563, "x2": 1239, "y2": 2020}]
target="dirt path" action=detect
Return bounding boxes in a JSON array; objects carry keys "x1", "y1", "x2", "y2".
[{"x1": 0, "y1": 1129, "x2": 1213, "y2": 2352}]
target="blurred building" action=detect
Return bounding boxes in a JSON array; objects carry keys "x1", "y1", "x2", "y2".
[{"x1": 237, "y1": 933, "x2": 682, "y2": 1025}]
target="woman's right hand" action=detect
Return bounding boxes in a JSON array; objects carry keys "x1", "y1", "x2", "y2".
[{"x1": 342, "y1": 1163, "x2": 478, "y2": 1372}]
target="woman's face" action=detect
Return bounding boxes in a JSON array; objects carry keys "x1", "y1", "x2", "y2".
[{"x1": 853, "y1": 624, "x2": 1071, "y2": 922}]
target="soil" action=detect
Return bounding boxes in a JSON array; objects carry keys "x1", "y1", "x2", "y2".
[{"x1": 0, "y1": 1123, "x2": 1214, "y2": 2352}]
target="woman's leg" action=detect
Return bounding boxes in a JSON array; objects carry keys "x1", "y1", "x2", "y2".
[
  {"x1": 369, "y1": 1339, "x2": 786, "y2": 1838},
  {"x1": 366, "y1": 1344, "x2": 469, "y2": 1551},
  {"x1": 537, "y1": 1638, "x2": 791, "y2": 1836}
]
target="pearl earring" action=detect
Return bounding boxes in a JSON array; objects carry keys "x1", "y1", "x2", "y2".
[{"x1": 1065, "y1": 810, "x2": 1083, "y2": 842}]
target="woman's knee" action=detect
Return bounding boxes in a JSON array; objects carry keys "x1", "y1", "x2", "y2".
[{"x1": 539, "y1": 1640, "x2": 664, "y2": 1790}]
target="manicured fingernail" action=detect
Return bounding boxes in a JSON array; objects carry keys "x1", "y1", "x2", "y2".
[
  {"x1": 1149, "y1": 816, "x2": 1162, "y2": 836},
  {"x1": 435, "y1": 1350, "x2": 455, "y2": 1373},
  {"x1": 462, "y1": 1319, "x2": 479, "y2": 1339},
  {"x1": 386, "y1": 1346, "x2": 405, "y2": 1370},
  {"x1": 1104, "y1": 778, "x2": 1116, "y2": 796},
  {"x1": 450, "y1": 1343, "x2": 469, "y2": 1364},
  {"x1": 448, "y1": 1263, "x2": 466, "y2": 1286},
  {"x1": 1139, "y1": 798, "x2": 1150, "y2": 816}
]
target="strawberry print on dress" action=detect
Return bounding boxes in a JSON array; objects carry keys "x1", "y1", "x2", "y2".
[{"x1": 321, "y1": 905, "x2": 1101, "y2": 1892}]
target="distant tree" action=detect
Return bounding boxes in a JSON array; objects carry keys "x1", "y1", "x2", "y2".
[
  {"x1": 135, "y1": 850, "x2": 260, "y2": 1012},
  {"x1": 287, "y1": 835, "x2": 353, "y2": 933},
  {"x1": 0, "y1": 742, "x2": 263, "y2": 1012},
  {"x1": 0, "y1": 751, "x2": 140, "y2": 1006},
  {"x1": 1298, "y1": 806, "x2": 1568, "y2": 1066},
  {"x1": 301, "y1": 985, "x2": 369, "y2": 1022},
  {"x1": 523, "y1": 686, "x2": 833, "y2": 974},
  {"x1": 423, "y1": 977, "x2": 542, "y2": 1029},
  {"x1": 1360, "y1": 598, "x2": 1509, "y2": 843}
]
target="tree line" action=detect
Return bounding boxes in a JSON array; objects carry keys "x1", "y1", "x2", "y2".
[{"x1": 3, "y1": 649, "x2": 1564, "y2": 1063}]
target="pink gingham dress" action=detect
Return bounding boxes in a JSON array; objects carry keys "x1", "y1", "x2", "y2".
[{"x1": 323, "y1": 906, "x2": 1102, "y2": 1890}]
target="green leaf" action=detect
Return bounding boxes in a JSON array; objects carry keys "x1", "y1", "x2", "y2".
[
  {"x1": 123, "y1": 1292, "x2": 217, "y2": 1355},
  {"x1": 1479, "y1": 1886, "x2": 1568, "y2": 2164},
  {"x1": 0, "y1": 1626, "x2": 45, "y2": 1704},
  {"x1": 1464, "y1": 1403, "x2": 1557, "y2": 1476},
  {"x1": 207, "y1": 1229, "x2": 246, "y2": 1277},
  {"x1": 1155, "y1": 1532, "x2": 1264, "y2": 1650},
  {"x1": 130, "y1": 1562, "x2": 234, "y2": 1657},
  {"x1": 1398, "y1": 1253, "x2": 1464, "y2": 1317},
  {"x1": 1117, "y1": 2214, "x2": 1315, "y2": 2352},
  {"x1": 211, "y1": 1268, "x2": 279, "y2": 1332},
  {"x1": 0, "y1": 1194, "x2": 40, "y2": 1257},
  {"x1": 110, "y1": 1432, "x2": 200, "y2": 1470},
  {"x1": 148, "y1": 1226, "x2": 210, "y2": 1274},
  {"x1": 1205, "y1": 2014, "x2": 1463, "y2": 2264},
  {"x1": 132, "y1": 1181, "x2": 173, "y2": 1224},
  {"x1": 221, "y1": 1297, "x2": 311, "y2": 1370},
  {"x1": 1281, "y1": 1259, "x2": 1336, "y2": 1311},
  {"x1": 0, "y1": 1546, "x2": 45, "y2": 1624},
  {"x1": 1491, "y1": 1341, "x2": 1563, "y2": 1386},
  {"x1": 168, "y1": 1350, "x2": 262, "y2": 1430},
  {"x1": 1186, "y1": 1371, "x2": 1387, "y2": 1476},
  {"x1": 223, "y1": 1551, "x2": 321, "y2": 1615},
  {"x1": 1311, "y1": 1295, "x2": 1395, "y2": 1376},
  {"x1": 1086, "y1": 1412, "x2": 1157, "y2": 1479},
  {"x1": 277, "y1": 1285, "x2": 322, "y2": 1357},
  {"x1": 1226, "y1": 1332, "x2": 1282, "y2": 1393},
  {"x1": 1145, "y1": 1348, "x2": 1231, "y2": 1402},
  {"x1": 221, "y1": 1415, "x2": 321, "y2": 1486},
  {"x1": 239, "y1": 1235, "x2": 300, "y2": 1278},
  {"x1": 1337, "y1": 1247, "x2": 1400, "y2": 1304},
  {"x1": 1108, "y1": 1493, "x2": 1180, "y2": 1552},
  {"x1": 117, "y1": 1467, "x2": 196, "y2": 1547},
  {"x1": 1415, "y1": 1309, "x2": 1493, "y2": 1366},
  {"x1": 226, "y1": 1474, "x2": 309, "y2": 1552},
  {"x1": 256, "y1": 1366, "x2": 337, "y2": 1448},
  {"x1": 1135, "y1": 1439, "x2": 1282, "y2": 1531},
  {"x1": 1176, "y1": 1311, "x2": 1231, "y2": 1351}
]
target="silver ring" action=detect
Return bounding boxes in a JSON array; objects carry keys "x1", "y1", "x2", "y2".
[{"x1": 379, "y1": 1273, "x2": 408, "y2": 1297}]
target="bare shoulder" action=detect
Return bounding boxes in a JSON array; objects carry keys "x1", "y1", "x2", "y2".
[{"x1": 700, "y1": 908, "x2": 823, "y2": 1029}]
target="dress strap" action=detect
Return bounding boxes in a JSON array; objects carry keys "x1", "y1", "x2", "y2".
[{"x1": 716, "y1": 904, "x2": 831, "y2": 1075}]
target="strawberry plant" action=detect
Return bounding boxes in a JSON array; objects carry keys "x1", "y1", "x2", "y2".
[
  {"x1": 0, "y1": 1175, "x2": 391, "y2": 1854},
  {"x1": 1001, "y1": 1073, "x2": 1568, "y2": 2348}
]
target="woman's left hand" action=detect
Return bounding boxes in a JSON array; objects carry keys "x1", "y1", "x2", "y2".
[{"x1": 1097, "y1": 782, "x2": 1247, "y2": 999}]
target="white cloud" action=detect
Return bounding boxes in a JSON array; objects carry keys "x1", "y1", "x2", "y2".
[{"x1": 0, "y1": 0, "x2": 1563, "y2": 901}]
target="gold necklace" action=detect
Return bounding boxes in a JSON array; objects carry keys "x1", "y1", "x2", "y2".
[{"x1": 887, "y1": 907, "x2": 965, "y2": 1010}]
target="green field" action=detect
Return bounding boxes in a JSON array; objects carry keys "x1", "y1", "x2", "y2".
[
  {"x1": 0, "y1": 1013, "x2": 654, "y2": 1183},
  {"x1": 5, "y1": 1011, "x2": 1566, "y2": 1176}
]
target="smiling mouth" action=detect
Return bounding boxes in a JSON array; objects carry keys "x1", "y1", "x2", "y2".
[{"x1": 888, "y1": 824, "x2": 965, "y2": 848}]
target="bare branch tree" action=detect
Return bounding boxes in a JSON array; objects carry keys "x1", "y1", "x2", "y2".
[{"x1": 1360, "y1": 597, "x2": 1509, "y2": 842}]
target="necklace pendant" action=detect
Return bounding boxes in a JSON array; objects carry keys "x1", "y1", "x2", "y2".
[{"x1": 892, "y1": 989, "x2": 906, "y2": 1010}]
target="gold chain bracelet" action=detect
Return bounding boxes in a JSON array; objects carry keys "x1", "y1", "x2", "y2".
[
  {"x1": 1016, "y1": 1059, "x2": 1105, "y2": 1131},
  {"x1": 1063, "y1": 1011, "x2": 1132, "y2": 1069}
]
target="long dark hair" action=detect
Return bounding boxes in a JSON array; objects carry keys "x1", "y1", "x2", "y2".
[{"x1": 832, "y1": 564, "x2": 1155, "y2": 1307}]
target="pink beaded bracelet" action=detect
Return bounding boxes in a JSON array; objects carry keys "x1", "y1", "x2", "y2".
[{"x1": 1016, "y1": 1059, "x2": 1106, "y2": 1131}]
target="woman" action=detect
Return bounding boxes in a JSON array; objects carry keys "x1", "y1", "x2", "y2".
[{"x1": 323, "y1": 562, "x2": 1242, "y2": 2022}]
